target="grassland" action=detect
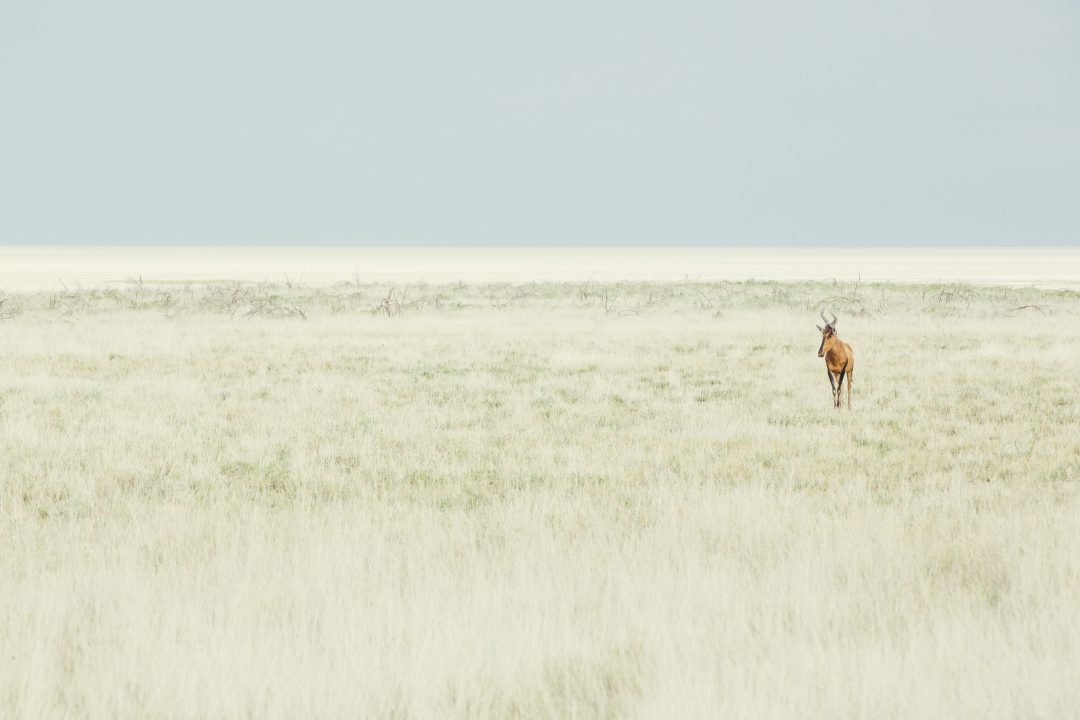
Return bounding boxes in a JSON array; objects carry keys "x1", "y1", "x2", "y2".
[{"x1": 1, "y1": 278, "x2": 1079, "y2": 718}]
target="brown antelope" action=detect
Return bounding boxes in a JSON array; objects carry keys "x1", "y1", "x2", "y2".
[{"x1": 816, "y1": 310, "x2": 855, "y2": 409}]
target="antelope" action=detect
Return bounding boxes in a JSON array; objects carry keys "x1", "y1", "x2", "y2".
[{"x1": 816, "y1": 310, "x2": 855, "y2": 409}]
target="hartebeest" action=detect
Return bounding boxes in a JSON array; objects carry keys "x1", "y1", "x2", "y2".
[{"x1": 816, "y1": 310, "x2": 855, "y2": 409}]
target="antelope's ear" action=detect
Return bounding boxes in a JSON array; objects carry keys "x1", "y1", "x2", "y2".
[{"x1": 815, "y1": 325, "x2": 823, "y2": 332}]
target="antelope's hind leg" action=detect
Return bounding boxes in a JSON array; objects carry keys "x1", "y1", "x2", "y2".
[{"x1": 847, "y1": 367, "x2": 853, "y2": 409}]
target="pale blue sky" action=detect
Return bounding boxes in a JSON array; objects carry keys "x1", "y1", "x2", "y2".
[{"x1": 1, "y1": 0, "x2": 1077, "y2": 246}]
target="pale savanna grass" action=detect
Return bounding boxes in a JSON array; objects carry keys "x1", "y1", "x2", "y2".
[{"x1": 1, "y1": 279, "x2": 1079, "y2": 718}]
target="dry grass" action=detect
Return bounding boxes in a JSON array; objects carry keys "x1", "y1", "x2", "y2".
[{"x1": 1, "y1": 278, "x2": 1079, "y2": 718}]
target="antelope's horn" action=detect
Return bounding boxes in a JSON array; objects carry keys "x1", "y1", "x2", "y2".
[
  {"x1": 830, "y1": 312, "x2": 838, "y2": 325},
  {"x1": 819, "y1": 309, "x2": 829, "y2": 325}
]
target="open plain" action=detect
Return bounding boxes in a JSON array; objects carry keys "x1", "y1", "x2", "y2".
[{"x1": 1, "y1": 267, "x2": 1079, "y2": 718}]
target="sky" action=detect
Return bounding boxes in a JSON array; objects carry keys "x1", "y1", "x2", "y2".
[{"x1": 1, "y1": 0, "x2": 1078, "y2": 247}]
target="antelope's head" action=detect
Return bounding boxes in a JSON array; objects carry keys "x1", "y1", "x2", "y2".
[{"x1": 816, "y1": 310, "x2": 838, "y2": 357}]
